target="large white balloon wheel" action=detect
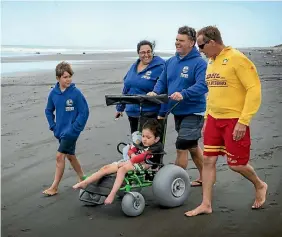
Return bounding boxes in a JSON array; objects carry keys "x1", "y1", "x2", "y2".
[
  {"x1": 121, "y1": 192, "x2": 145, "y2": 217},
  {"x1": 171, "y1": 178, "x2": 186, "y2": 197}
]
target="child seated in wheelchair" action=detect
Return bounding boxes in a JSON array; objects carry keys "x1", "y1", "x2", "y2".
[{"x1": 73, "y1": 118, "x2": 164, "y2": 204}]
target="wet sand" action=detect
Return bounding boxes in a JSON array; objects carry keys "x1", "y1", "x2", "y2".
[{"x1": 1, "y1": 49, "x2": 282, "y2": 237}]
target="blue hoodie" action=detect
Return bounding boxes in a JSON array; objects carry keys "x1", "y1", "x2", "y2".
[
  {"x1": 116, "y1": 56, "x2": 166, "y2": 117},
  {"x1": 153, "y1": 47, "x2": 208, "y2": 116},
  {"x1": 45, "y1": 83, "x2": 89, "y2": 140}
]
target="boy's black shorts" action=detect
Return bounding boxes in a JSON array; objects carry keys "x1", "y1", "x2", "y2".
[{"x1": 58, "y1": 139, "x2": 77, "y2": 155}]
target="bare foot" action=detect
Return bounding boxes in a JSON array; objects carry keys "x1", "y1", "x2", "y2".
[
  {"x1": 252, "y1": 182, "x2": 268, "y2": 209},
  {"x1": 104, "y1": 194, "x2": 115, "y2": 205},
  {"x1": 190, "y1": 180, "x2": 202, "y2": 187},
  {"x1": 42, "y1": 187, "x2": 58, "y2": 196},
  {"x1": 73, "y1": 181, "x2": 87, "y2": 190},
  {"x1": 184, "y1": 204, "x2": 212, "y2": 217}
]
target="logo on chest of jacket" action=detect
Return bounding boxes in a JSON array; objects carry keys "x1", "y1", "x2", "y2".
[
  {"x1": 206, "y1": 73, "x2": 227, "y2": 87},
  {"x1": 66, "y1": 99, "x2": 74, "y2": 111},
  {"x1": 222, "y1": 59, "x2": 229, "y2": 65},
  {"x1": 180, "y1": 66, "x2": 189, "y2": 78},
  {"x1": 141, "y1": 70, "x2": 152, "y2": 79}
]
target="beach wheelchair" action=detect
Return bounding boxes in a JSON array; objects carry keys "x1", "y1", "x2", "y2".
[{"x1": 79, "y1": 94, "x2": 191, "y2": 216}]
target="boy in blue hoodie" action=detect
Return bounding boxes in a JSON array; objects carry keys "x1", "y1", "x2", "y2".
[
  {"x1": 148, "y1": 26, "x2": 208, "y2": 187},
  {"x1": 43, "y1": 61, "x2": 89, "y2": 196}
]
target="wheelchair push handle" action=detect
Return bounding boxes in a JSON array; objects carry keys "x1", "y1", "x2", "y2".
[
  {"x1": 164, "y1": 100, "x2": 181, "y2": 118},
  {"x1": 105, "y1": 94, "x2": 169, "y2": 106}
]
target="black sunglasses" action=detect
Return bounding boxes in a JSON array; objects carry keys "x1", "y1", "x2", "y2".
[{"x1": 198, "y1": 40, "x2": 210, "y2": 49}]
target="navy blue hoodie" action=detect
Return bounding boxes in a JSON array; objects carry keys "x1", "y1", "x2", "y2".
[
  {"x1": 116, "y1": 56, "x2": 166, "y2": 117},
  {"x1": 153, "y1": 47, "x2": 208, "y2": 115},
  {"x1": 45, "y1": 83, "x2": 89, "y2": 140}
]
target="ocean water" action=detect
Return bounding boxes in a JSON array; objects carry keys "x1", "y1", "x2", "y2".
[
  {"x1": 0, "y1": 60, "x2": 93, "y2": 76},
  {"x1": 1, "y1": 45, "x2": 175, "y2": 76},
  {"x1": 1, "y1": 45, "x2": 138, "y2": 57},
  {"x1": 1, "y1": 45, "x2": 175, "y2": 56}
]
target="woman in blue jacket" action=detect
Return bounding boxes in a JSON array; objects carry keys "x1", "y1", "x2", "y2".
[{"x1": 116, "y1": 40, "x2": 166, "y2": 134}]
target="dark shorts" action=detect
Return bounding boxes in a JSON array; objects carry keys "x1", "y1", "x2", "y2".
[
  {"x1": 174, "y1": 114, "x2": 204, "y2": 141},
  {"x1": 58, "y1": 139, "x2": 77, "y2": 155}
]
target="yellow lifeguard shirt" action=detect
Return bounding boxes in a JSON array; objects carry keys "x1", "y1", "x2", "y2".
[{"x1": 205, "y1": 46, "x2": 261, "y2": 125}]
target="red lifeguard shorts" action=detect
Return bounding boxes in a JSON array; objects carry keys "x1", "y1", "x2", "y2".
[{"x1": 203, "y1": 115, "x2": 251, "y2": 166}]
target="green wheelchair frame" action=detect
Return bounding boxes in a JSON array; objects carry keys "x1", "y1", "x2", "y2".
[
  {"x1": 120, "y1": 168, "x2": 159, "y2": 192},
  {"x1": 116, "y1": 141, "x2": 166, "y2": 193},
  {"x1": 117, "y1": 117, "x2": 167, "y2": 192},
  {"x1": 115, "y1": 98, "x2": 180, "y2": 195},
  {"x1": 79, "y1": 95, "x2": 187, "y2": 214}
]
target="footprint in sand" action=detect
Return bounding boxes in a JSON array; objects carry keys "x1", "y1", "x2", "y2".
[
  {"x1": 219, "y1": 206, "x2": 234, "y2": 213},
  {"x1": 269, "y1": 202, "x2": 278, "y2": 206},
  {"x1": 2, "y1": 163, "x2": 15, "y2": 170}
]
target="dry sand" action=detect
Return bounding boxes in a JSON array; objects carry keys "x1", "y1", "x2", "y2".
[{"x1": 1, "y1": 49, "x2": 282, "y2": 237}]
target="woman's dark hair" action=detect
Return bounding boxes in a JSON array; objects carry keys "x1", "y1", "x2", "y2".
[
  {"x1": 142, "y1": 118, "x2": 162, "y2": 138},
  {"x1": 137, "y1": 40, "x2": 155, "y2": 54}
]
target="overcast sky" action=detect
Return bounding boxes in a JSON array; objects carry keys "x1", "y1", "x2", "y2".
[{"x1": 2, "y1": 0, "x2": 282, "y2": 50}]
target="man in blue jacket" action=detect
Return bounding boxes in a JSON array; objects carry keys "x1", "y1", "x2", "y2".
[
  {"x1": 148, "y1": 26, "x2": 208, "y2": 186},
  {"x1": 43, "y1": 61, "x2": 89, "y2": 196}
]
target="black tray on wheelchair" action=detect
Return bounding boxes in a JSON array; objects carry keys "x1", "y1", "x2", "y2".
[{"x1": 105, "y1": 94, "x2": 169, "y2": 106}]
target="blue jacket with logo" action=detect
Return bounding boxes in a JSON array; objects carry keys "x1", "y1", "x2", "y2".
[
  {"x1": 116, "y1": 56, "x2": 166, "y2": 117},
  {"x1": 45, "y1": 83, "x2": 89, "y2": 140},
  {"x1": 153, "y1": 47, "x2": 208, "y2": 115}
]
